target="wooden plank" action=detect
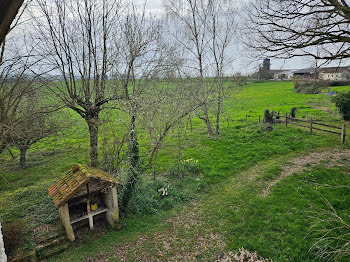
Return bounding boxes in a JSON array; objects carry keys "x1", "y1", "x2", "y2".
[
  {"x1": 341, "y1": 123, "x2": 346, "y2": 145},
  {"x1": 290, "y1": 118, "x2": 309, "y2": 123},
  {"x1": 285, "y1": 113, "x2": 288, "y2": 127},
  {"x1": 312, "y1": 121, "x2": 342, "y2": 129},
  {"x1": 312, "y1": 127, "x2": 341, "y2": 135},
  {"x1": 70, "y1": 208, "x2": 108, "y2": 224},
  {"x1": 289, "y1": 122, "x2": 309, "y2": 129},
  {"x1": 310, "y1": 118, "x2": 313, "y2": 134}
]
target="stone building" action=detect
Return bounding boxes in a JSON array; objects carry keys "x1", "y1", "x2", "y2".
[{"x1": 49, "y1": 165, "x2": 122, "y2": 241}]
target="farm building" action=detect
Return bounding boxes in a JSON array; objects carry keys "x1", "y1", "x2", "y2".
[
  {"x1": 292, "y1": 68, "x2": 317, "y2": 79},
  {"x1": 48, "y1": 165, "x2": 122, "y2": 241},
  {"x1": 273, "y1": 70, "x2": 295, "y2": 80},
  {"x1": 318, "y1": 66, "x2": 350, "y2": 81}
]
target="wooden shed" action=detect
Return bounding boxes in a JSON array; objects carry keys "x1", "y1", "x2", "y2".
[{"x1": 48, "y1": 165, "x2": 122, "y2": 241}]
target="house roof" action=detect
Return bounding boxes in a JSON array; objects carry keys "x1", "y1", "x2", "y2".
[
  {"x1": 293, "y1": 68, "x2": 317, "y2": 74},
  {"x1": 319, "y1": 66, "x2": 350, "y2": 73},
  {"x1": 48, "y1": 165, "x2": 122, "y2": 208}
]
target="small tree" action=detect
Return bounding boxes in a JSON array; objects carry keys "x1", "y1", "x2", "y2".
[
  {"x1": 8, "y1": 101, "x2": 59, "y2": 168},
  {"x1": 332, "y1": 92, "x2": 350, "y2": 120}
]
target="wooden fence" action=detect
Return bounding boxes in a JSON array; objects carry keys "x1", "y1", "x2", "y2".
[
  {"x1": 253, "y1": 113, "x2": 346, "y2": 145},
  {"x1": 285, "y1": 114, "x2": 346, "y2": 145}
]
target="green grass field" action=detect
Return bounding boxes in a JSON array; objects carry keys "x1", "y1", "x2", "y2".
[{"x1": 1, "y1": 81, "x2": 349, "y2": 261}]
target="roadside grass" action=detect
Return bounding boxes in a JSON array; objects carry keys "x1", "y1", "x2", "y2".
[
  {"x1": 203, "y1": 162, "x2": 350, "y2": 261},
  {"x1": 0, "y1": 81, "x2": 349, "y2": 260}
]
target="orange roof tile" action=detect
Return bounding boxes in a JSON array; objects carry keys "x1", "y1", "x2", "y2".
[{"x1": 48, "y1": 165, "x2": 122, "y2": 208}]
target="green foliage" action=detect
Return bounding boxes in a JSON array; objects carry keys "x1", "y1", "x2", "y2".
[
  {"x1": 168, "y1": 159, "x2": 201, "y2": 177},
  {"x1": 123, "y1": 160, "x2": 202, "y2": 216},
  {"x1": 293, "y1": 78, "x2": 329, "y2": 94},
  {"x1": 1, "y1": 81, "x2": 349, "y2": 260},
  {"x1": 332, "y1": 91, "x2": 350, "y2": 120}
]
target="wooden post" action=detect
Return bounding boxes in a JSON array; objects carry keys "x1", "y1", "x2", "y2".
[
  {"x1": 86, "y1": 183, "x2": 93, "y2": 230},
  {"x1": 309, "y1": 118, "x2": 313, "y2": 134},
  {"x1": 226, "y1": 117, "x2": 229, "y2": 127},
  {"x1": 259, "y1": 115, "x2": 261, "y2": 123},
  {"x1": 285, "y1": 113, "x2": 288, "y2": 127},
  {"x1": 341, "y1": 123, "x2": 346, "y2": 145},
  {"x1": 245, "y1": 114, "x2": 247, "y2": 124}
]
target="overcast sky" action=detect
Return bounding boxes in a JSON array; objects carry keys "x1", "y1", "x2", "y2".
[{"x1": 12, "y1": 0, "x2": 349, "y2": 75}]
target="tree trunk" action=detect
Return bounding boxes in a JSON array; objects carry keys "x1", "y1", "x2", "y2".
[
  {"x1": 86, "y1": 114, "x2": 99, "y2": 168},
  {"x1": 0, "y1": 143, "x2": 6, "y2": 155},
  {"x1": 121, "y1": 112, "x2": 140, "y2": 210},
  {"x1": 216, "y1": 81, "x2": 222, "y2": 135},
  {"x1": 19, "y1": 146, "x2": 28, "y2": 168},
  {"x1": 202, "y1": 103, "x2": 214, "y2": 137}
]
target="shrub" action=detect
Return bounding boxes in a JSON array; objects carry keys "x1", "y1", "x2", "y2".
[
  {"x1": 329, "y1": 80, "x2": 350, "y2": 87},
  {"x1": 3, "y1": 220, "x2": 24, "y2": 254},
  {"x1": 293, "y1": 78, "x2": 329, "y2": 94},
  {"x1": 332, "y1": 91, "x2": 350, "y2": 120}
]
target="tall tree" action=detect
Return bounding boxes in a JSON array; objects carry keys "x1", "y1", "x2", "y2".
[
  {"x1": 164, "y1": 0, "x2": 215, "y2": 137},
  {"x1": 246, "y1": 0, "x2": 350, "y2": 61},
  {"x1": 205, "y1": 0, "x2": 236, "y2": 135},
  {"x1": 35, "y1": 0, "x2": 122, "y2": 167}
]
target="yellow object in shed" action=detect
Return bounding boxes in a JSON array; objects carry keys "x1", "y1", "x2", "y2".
[{"x1": 91, "y1": 203, "x2": 98, "y2": 211}]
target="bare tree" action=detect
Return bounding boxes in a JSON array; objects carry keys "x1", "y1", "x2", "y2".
[
  {"x1": 34, "y1": 0, "x2": 122, "y2": 167},
  {"x1": 245, "y1": 0, "x2": 350, "y2": 61},
  {"x1": 8, "y1": 87, "x2": 60, "y2": 168},
  {"x1": 109, "y1": 3, "x2": 206, "y2": 209},
  {"x1": 164, "y1": 0, "x2": 215, "y2": 137},
  {"x1": 110, "y1": 3, "x2": 163, "y2": 208},
  {"x1": 205, "y1": 0, "x2": 236, "y2": 135}
]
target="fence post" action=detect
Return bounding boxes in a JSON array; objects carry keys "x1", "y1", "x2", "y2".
[
  {"x1": 259, "y1": 115, "x2": 261, "y2": 123},
  {"x1": 245, "y1": 114, "x2": 248, "y2": 124},
  {"x1": 309, "y1": 118, "x2": 313, "y2": 134},
  {"x1": 341, "y1": 123, "x2": 346, "y2": 145},
  {"x1": 285, "y1": 113, "x2": 288, "y2": 127}
]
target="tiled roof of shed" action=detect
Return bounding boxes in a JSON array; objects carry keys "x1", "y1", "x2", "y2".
[{"x1": 48, "y1": 165, "x2": 121, "y2": 208}]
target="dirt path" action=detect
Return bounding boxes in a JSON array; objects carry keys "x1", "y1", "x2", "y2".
[{"x1": 262, "y1": 149, "x2": 350, "y2": 196}]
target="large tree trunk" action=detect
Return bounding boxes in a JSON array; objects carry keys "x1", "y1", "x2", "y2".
[
  {"x1": 121, "y1": 112, "x2": 140, "y2": 210},
  {"x1": 19, "y1": 145, "x2": 28, "y2": 168},
  {"x1": 86, "y1": 114, "x2": 99, "y2": 168}
]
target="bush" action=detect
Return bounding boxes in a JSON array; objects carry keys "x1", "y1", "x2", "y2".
[
  {"x1": 332, "y1": 91, "x2": 350, "y2": 120},
  {"x1": 293, "y1": 78, "x2": 329, "y2": 94},
  {"x1": 329, "y1": 80, "x2": 350, "y2": 87},
  {"x1": 3, "y1": 220, "x2": 23, "y2": 254}
]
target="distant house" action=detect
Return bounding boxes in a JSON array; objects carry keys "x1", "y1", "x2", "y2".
[
  {"x1": 273, "y1": 70, "x2": 295, "y2": 80},
  {"x1": 282, "y1": 66, "x2": 350, "y2": 81},
  {"x1": 318, "y1": 66, "x2": 350, "y2": 81},
  {"x1": 293, "y1": 68, "x2": 317, "y2": 79}
]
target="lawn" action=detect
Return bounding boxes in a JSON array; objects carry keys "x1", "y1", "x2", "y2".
[{"x1": 0, "y1": 81, "x2": 349, "y2": 261}]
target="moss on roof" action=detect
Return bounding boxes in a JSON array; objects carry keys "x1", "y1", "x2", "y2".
[{"x1": 48, "y1": 165, "x2": 121, "y2": 208}]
